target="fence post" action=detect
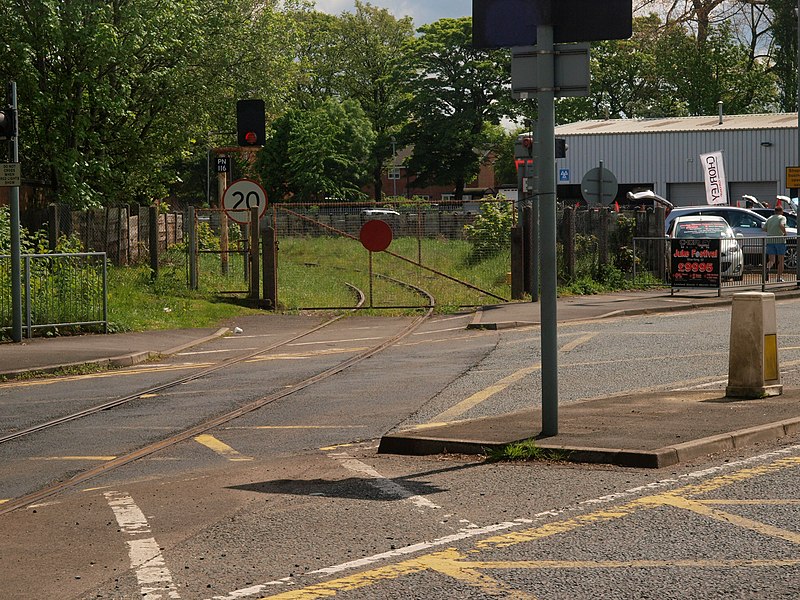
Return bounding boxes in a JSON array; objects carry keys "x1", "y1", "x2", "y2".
[
  {"x1": 220, "y1": 211, "x2": 229, "y2": 275},
  {"x1": 149, "y1": 205, "x2": 159, "y2": 280},
  {"x1": 262, "y1": 226, "x2": 278, "y2": 309},
  {"x1": 511, "y1": 225, "x2": 525, "y2": 299},
  {"x1": 564, "y1": 206, "x2": 576, "y2": 279},
  {"x1": 48, "y1": 203, "x2": 58, "y2": 250},
  {"x1": 188, "y1": 206, "x2": 198, "y2": 290},
  {"x1": 249, "y1": 206, "x2": 260, "y2": 301}
]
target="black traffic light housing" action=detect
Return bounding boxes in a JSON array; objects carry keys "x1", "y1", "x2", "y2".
[
  {"x1": 0, "y1": 107, "x2": 16, "y2": 140},
  {"x1": 555, "y1": 138, "x2": 567, "y2": 158},
  {"x1": 236, "y1": 99, "x2": 265, "y2": 147}
]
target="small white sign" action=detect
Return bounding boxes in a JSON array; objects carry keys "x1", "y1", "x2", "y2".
[{"x1": 0, "y1": 162, "x2": 21, "y2": 187}]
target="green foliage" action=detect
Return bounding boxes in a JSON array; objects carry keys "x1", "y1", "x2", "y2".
[
  {"x1": 397, "y1": 17, "x2": 515, "y2": 195},
  {"x1": 256, "y1": 98, "x2": 376, "y2": 201},
  {"x1": 486, "y1": 439, "x2": 571, "y2": 462},
  {"x1": 464, "y1": 200, "x2": 513, "y2": 264}
]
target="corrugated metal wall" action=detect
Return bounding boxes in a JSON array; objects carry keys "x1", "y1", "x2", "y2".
[{"x1": 556, "y1": 126, "x2": 797, "y2": 203}]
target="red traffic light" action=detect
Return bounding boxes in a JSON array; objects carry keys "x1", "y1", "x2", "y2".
[
  {"x1": 522, "y1": 137, "x2": 532, "y2": 149},
  {"x1": 244, "y1": 131, "x2": 258, "y2": 145}
]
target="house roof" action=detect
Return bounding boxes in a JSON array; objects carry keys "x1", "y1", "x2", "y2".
[{"x1": 554, "y1": 113, "x2": 799, "y2": 135}]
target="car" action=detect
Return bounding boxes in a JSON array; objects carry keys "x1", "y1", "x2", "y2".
[
  {"x1": 361, "y1": 209, "x2": 400, "y2": 217},
  {"x1": 750, "y1": 208, "x2": 798, "y2": 229},
  {"x1": 668, "y1": 215, "x2": 744, "y2": 280},
  {"x1": 665, "y1": 205, "x2": 798, "y2": 269}
]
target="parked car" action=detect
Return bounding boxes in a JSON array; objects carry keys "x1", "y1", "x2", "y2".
[
  {"x1": 361, "y1": 209, "x2": 400, "y2": 217},
  {"x1": 668, "y1": 215, "x2": 744, "y2": 280},
  {"x1": 665, "y1": 205, "x2": 797, "y2": 269},
  {"x1": 750, "y1": 208, "x2": 798, "y2": 229}
]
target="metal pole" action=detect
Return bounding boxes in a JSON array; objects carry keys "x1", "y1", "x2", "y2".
[
  {"x1": 537, "y1": 23, "x2": 558, "y2": 436},
  {"x1": 9, "y1": 81, "x2": 22, "y2": 342},
  {"x1": 796, "y1": 0, "x2": 799, "y2": 284}
]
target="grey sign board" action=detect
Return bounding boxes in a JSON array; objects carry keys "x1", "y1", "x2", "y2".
[
  {"x1": 581, "y1": 166, "x2": 618, "y2": 207},
  {"x1": 472, "y1": 0, "x2": 632, "y2": 49},
  {"x1": 0, "y1": 162, "x2": 21, "y2": 187},
  {"x1": 512, "y1": 43, "x2": 590, "y2": 98}
]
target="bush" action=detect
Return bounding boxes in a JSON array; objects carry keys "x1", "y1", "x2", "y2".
[{"x1": 464, "y1": 198, "x2": 513, "y2": 264}]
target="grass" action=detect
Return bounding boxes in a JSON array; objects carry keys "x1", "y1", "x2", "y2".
[{"x1": 486, "y1": 438, "x2": 572, "y2": 463}]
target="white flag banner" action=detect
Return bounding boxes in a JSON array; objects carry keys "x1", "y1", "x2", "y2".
[{"x1": 700, "y1": 151, "x2": 728, "y2": 205}]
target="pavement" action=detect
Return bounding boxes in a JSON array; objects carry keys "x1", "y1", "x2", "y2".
[{"x1": 5, "y1": 287, "x2": 800, "y2": 469}]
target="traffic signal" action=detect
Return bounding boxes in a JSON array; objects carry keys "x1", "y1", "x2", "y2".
[
  {"x1": 236, "y1": 99, "x2": 265, "y2": 147},
  {"x1": 0, "y1": 107, "x2": 16, "y2": 140}
]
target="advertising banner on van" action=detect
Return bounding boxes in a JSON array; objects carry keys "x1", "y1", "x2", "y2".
[
  {"x1": 700, "y1": 151, "x2": 728, "y2": 205},
  {"x1": 671, "y1": 238, "x2": 721, "y2": 288}
]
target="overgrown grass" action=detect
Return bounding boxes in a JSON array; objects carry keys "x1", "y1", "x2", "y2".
[{"x1": 108, "y1": 258, "x2": 259, "y2": 332}]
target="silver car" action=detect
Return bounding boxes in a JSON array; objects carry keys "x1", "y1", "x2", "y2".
[{"x1": 665, "y1": 206, "x2": 797, "y2": 269}]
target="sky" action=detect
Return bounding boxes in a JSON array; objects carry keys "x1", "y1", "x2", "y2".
[{"x1": 312, "y1": 0, "x2": 472, "y2": 26}]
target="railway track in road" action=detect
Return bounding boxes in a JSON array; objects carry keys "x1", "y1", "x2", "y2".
[{"x1": 0, "y1": 279, "x2": 435, "y2": 516}]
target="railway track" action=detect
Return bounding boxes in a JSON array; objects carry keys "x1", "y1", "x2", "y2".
[{"x1": 0, "y1": 278, "x2": 435, "y2": 515}]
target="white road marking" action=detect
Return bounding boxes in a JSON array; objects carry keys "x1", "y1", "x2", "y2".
[
  {"x1": 327, "y1": 451, "x2": 441, "y2": 509},
  {"x1": 104, "y1": 491, "x2": 180, "y2": 599},
  {"x1": 211, "y1": 443, "x2": 800, "y2": 600}
]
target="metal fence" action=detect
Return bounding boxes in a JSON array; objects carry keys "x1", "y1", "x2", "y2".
[
  {"x1": 632, "y1": 236, "x2": 799, "y2": 293},
  {"x1": 0, "y1": 252, "x2": 107, "y2": 338}
]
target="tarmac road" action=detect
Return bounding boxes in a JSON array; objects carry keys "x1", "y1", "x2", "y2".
[{"x1": 2, "y1": 290, "x2": 800, "y2": 599}]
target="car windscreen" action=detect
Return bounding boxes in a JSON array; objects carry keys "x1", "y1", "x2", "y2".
[{"x1": 675, "y1": 222, "x2": 734, "y2": 238}]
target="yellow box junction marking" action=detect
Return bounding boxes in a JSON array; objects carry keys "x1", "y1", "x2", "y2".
[
  {"x1": 258, "y1": 455, "x2": 800, "y2": 599},
  {"x1": 194, "y1": 434, "x2": 253, "y2": 462}
]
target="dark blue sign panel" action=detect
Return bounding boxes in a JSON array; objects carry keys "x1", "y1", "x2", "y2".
[{"x1": 472, "y1": 0, "x2": 632, "y2": 49}]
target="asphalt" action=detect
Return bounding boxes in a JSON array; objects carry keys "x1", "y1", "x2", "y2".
[{"x1": 5, "y1": 287, "x2": 800, "y2": 469}]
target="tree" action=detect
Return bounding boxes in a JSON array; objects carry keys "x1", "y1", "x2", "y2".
[
  {"x1": 255, "y1": 98, "x2": 375, "y2": 202},
  {"x1": 0, "y1": 0, "x2": 304, "y2": 208},
  {"x1": 335, "y1": 2, "x2": 414, "y2": 200},
  {"x1": 396, "y1": 17, "x2": 514, "y2": 199}
]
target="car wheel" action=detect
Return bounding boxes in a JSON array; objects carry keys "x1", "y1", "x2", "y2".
[{"x1": 786, "y1": 243, "x2": 797, "y2": 270}]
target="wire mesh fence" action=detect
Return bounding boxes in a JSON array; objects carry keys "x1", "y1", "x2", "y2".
[
  {"x1": 0, "y1": 252, "x2": 107, "y2": 338},
  {"x1": 268, "y1": 200, "x2": 513, "y2": 309}
]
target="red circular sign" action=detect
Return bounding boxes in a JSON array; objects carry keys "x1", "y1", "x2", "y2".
[{"x1": 359, "y1": 219, "x2": 393, "y2": 252}]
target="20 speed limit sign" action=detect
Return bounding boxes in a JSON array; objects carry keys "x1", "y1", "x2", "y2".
[{"x1": 223, "y1": 178, "x2": 268, "y2": 224}]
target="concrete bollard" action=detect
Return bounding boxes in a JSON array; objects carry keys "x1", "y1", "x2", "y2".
[{"x1": 726, "y1": 292, "x2": 782, "y2": 399}]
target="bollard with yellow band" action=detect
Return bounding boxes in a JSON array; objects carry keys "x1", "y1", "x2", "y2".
[{"x1": 726, "y1": 292, "x2": 783, "y2": 399}]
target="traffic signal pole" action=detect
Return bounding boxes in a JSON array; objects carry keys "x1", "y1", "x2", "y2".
[
  {"x1": 8, "y1": 82, "x2": 22, "y2": 342},
  {"x1": 536, "y1": 24, "x2": 559, "y2": 436}
]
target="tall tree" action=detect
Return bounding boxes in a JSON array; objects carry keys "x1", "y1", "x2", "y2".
[
  {"x1": 0, "y1": 0, "x2": 303, "y2": 208},
  {"x1": 255, "y1": 98, "x2": 375, "y2": 202},
  {"x1": 335, "y1": 2, "x2": 414, "y2": 200},
  {"x1": 397, "y1": 17, "x2": 513, "y2": 199}
]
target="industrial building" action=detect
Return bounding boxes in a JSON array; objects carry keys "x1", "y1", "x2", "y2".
[{"x1": 554, "y1": 111, "x2": 799, "y2": 207}]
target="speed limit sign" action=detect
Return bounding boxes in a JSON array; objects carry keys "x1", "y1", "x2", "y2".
[{"x1": 223, "y1": 178, "x2": 268, "y2": 224}]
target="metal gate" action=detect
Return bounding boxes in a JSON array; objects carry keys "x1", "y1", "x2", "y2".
[{"x1": 269, "y1": 201, "x2": 512, "y2": 311}]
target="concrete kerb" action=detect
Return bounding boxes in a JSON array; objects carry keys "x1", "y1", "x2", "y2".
[
  {"x1": 380, "y1": 415, "x2": 800, "y2": 469},
  {"x1": 0, "y1": 327, "x2": 230, "y2": 380}
]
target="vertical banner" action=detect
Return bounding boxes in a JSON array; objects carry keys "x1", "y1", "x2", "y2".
[{"x1": 700, "y1": 151, "x2": 728, "y2": 205}]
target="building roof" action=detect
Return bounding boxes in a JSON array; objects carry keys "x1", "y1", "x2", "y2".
[{"x1": 555, "y1": 113, "x2": 799, "y2": 135}]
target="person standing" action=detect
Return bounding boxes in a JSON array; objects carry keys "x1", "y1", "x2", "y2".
[{"x1": 763, "y1": 204, "x2": 788, "y2": 282}]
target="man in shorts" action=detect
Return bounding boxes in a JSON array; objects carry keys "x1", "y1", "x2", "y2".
[{"x1": 763, "y1": 204, "x2": 787, "y2": 281}]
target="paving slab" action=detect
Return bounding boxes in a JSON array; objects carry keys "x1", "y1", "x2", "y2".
[{"x1": 379, "y1": 390, "x2": 800, "y2": 468}]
